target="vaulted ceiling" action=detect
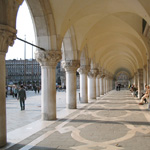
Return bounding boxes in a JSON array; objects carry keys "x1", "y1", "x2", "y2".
[{"x1": 27, "y1": 0, "x2": 150, "y2": 78}]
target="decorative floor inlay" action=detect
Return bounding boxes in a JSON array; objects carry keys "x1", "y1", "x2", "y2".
[{"x1": 4, "y1": 90, "x2": 150, "y2": 150}]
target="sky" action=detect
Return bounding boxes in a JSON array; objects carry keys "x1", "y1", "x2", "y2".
[{"x1": 6, "y1": 0, "x2": 36, "y2": 60}]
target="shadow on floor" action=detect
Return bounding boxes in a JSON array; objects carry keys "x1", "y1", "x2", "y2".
[
  {"x1": 58, "y1": 118, "x2": 150, "y2": 126},
  {"x1": 5, "y1": 143, "x2": 66, "y2": 150}
]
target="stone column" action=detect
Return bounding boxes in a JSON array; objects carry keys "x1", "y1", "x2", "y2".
[
  {"x1": 103, "y1": 76, "x2": 107, "y2": 94},
  {"x1": 107, "y1": 77, "x2": 109, "y2": 92},
  {"x1": 143, "y1": 65, "x2": 147, "y2": 90},
  {"x1": 138, "y1": 69, "x2": 144, "y2": 99},
  {"x1": 88, "y1": 69, "x2": 98, "y2": 99},
  {"x1": 99, "y1": 78, "x2": 101, "y2": 96},
  {"x1": 96, "y1": 75, "x2": 100, "y2": 98},
  {"x1": 109, "y1": 79, "x2": 111, "y2": 91},
  {"x1": 110, "y1": 79, "x2": 112, "y2": 91},
  {"x1": 35, "y1": 50, "x2": 61, "y2": 120},
  {"x1": 147, "y1": 59, "x2": 150, "y2": 85},
  {"x1": 77, "y1": 66, "x2": 90, "y2": 103},
  {"x1": 100, "y1": 75, "x2": 105, "y2": 95},
  {"x1": 0, "y1": 25, "x2": 17, "y2": 147},
  {"x1": 62, "y1": 60, "x2": 80, "y2": 109}
]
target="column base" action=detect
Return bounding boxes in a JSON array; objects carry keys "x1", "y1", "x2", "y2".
[
  {"x1": 42, "y1": 114, "x2": 56, "y2": 121},
  {"x1": 67, "y1": 104, "x2": 76, "y2": 109},
  {"x1": 80, "y1": 97, "x2": 88, "y2": 103},
  {"x1": 0, "y1": 139, "x2": 6, "y2": 148},
  {"x1": 89, "y1": 97, "x2": 96, "y2": 99},
  {"x1": 80, "y1": 101, "x2": 88, "y2": 103}
]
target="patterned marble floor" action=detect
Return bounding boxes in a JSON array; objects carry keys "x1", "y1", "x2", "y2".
[{"x1": 2, "y1": 90, "x2": 150, "y2": 150}]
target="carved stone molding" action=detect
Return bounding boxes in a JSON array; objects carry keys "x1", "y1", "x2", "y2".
[
  {"x1": 101, "y1": 74, "x2": 105, "y2": 78},
  {"x1": 0, "y1": 24, "x2": 17, "y2": 54},
  {"x1": 97, "y1": 71, "x2": 102, "y2": 79},
  {"x1": 61, "y1": 60, "x2": 80, "y2": 73},
  {"x1": 88, "y1": 68, "x2": 99, "y2": 78},
  {"x1": 77, "y1": 65, "x2": 90, "y2": 75},
  {"x1": 35, "y1": 50, "x2": 62, "y2": 67}
]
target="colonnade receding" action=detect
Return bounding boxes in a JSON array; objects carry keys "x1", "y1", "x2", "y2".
[{"x1": 0, "y1": 31, "x2": 114, "y2": 148}]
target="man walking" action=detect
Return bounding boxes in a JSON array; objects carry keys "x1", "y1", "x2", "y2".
[{"x1": 18, "y1": 85, "x2": 26, "y2": 110}]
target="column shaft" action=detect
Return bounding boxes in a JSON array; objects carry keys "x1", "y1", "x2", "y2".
[
  {"x1": 66, "y1": 71, "x2": 77, "y2": 108},
  {"x1": 96, "y1": 77, "x2": 100, "y2": 97},
  {"x1": 143, "y1": 66, "x2": 147, "y2": 90},
  {"x1": 147, "y1": 59, "x2": 150, "y2": 85},
  {"x1": 78, "y1": 66, "x2": 89, "y2": 103},
  {"x1": 100, "y1": 78, "x2": 104, "y2": 95},
  {"x1": 88, "y1": 77, "x2": 96, "y2": 99},
  {"x1": 104, "y1": 77, "x2": 106, "y2": 94},
  {"x1": 99, "y1": 78, "x2": 101, "y2": 96},
  {"x1": 80, "y1": 74, "x2": 88, "y2": 103},
  {"x1": 88, "y1": 69, "x2": 98, "y2": 99},
  {"x1": 41, "y1": 66, "x2": 56, "y2": 120},
  {"x1": 0, "y1": 53, "x2": 6, "y2": 147}
]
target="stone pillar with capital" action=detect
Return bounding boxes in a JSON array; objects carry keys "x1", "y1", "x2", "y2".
[
  {"x1": 62, "y1": 60, "x2": 80, "y2": 109},
  {"x1": 77, "y1": 65, "x2": 90, "y2": 103},
  {"x1": 88, "y1": 69, "x2": 99, "y2": 99},
  {"x1": 35, "y1": 50, "x2": 61, "y2": 120},
  {"x1": 137, "y1": 69, "x2": 144, "y2": 99},
  {"x1": 0, "y1": 25, "x2": 17, "y2": 147},
  {"x1": 107, "y1": 77, "x2": 109, "y2": 92}
]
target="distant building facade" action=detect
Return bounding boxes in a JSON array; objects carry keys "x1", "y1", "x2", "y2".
[
  {"x1": 6, "y1": 59, "x2": 79, "y2": 89},
  {"x1": 6, "y1": 59, "x2": 41, "y2": 86}
]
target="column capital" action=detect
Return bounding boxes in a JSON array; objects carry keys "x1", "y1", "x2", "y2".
[
  {"x1": 0, "y1": 24, "x2": 17, "y2": 54},
  {"x1": 61, "y1": 60, "x2": 80, "y2": 72},
  {"x1": 77, "y1": 65, "x2": 90, "y2": 74},
  {"x1": 88, "y1": 68, "x2": 99, "y2": 78},
  {"x1": 96, "y1": 71, "x2": 102, "y2": 79},
  {"x1": 101, "y1": 74, "x2": 105, "y2": 78},
  {"x1": 35, "y1": 50, "x2": 62, "y2": 67}
]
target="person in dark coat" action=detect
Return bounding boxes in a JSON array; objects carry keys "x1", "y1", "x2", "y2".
[{"x1": 18, "y1": 85, "x2": 26, "y2": 110}]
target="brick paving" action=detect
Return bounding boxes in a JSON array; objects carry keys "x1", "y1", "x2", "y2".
[{"x1": 2, "y1": 90, "x2": 150, "y2": 150}]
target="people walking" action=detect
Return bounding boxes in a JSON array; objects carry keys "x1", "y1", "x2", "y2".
[
  {"x1": 18, "y1": 85, "x2": 26, "y2": 110},
  {"x1": 34, "y1": 86, "x2": 37, "y2": 93}
]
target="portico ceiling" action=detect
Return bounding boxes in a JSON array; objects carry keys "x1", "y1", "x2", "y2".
[{"x1": 28, "y1": 0, "x2": 150, "y2": 78}]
